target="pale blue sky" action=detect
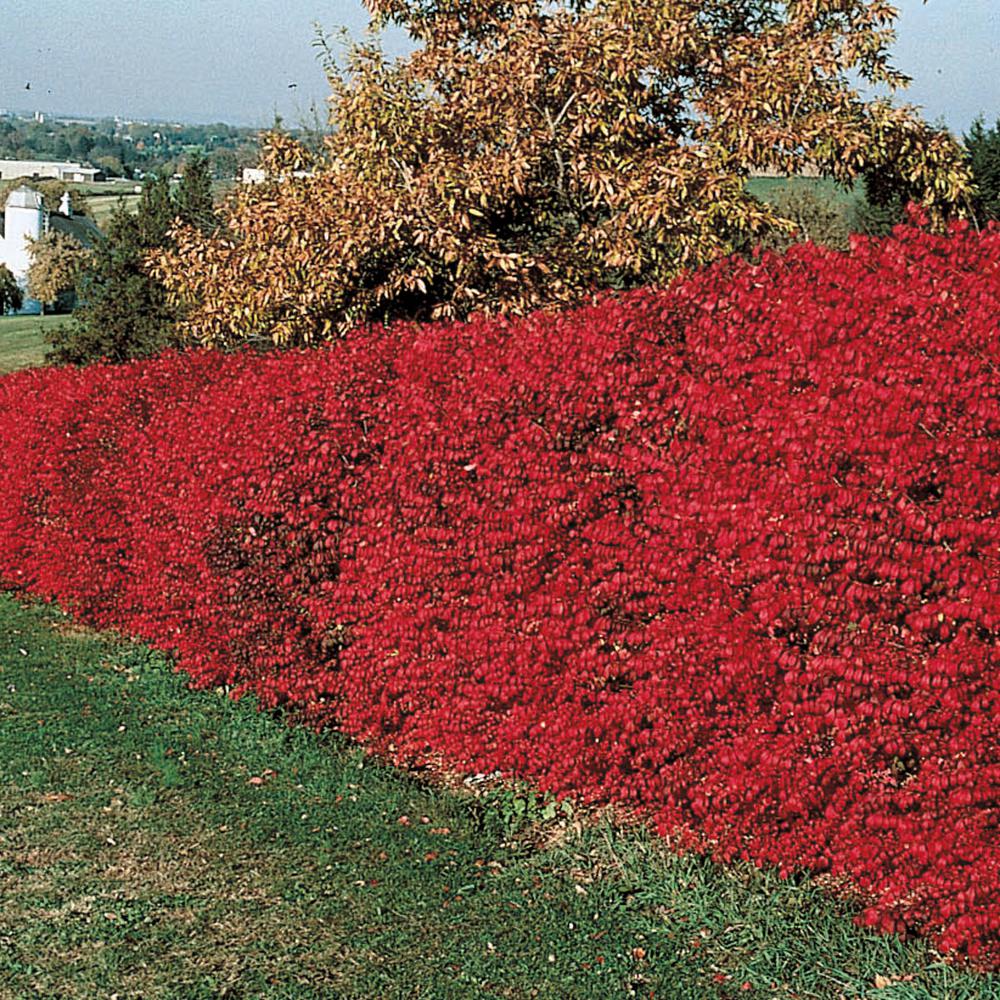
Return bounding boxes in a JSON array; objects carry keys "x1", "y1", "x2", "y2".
[{"x1": 0, "y1": 1, "x2": 996, "y2": 132}]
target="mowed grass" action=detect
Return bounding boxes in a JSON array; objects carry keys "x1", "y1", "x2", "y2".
[
  {"x1": 1, "y1": 594, "x2": 997, "y2": 999},
  {"x1": 0, "y1": 314, "x2": 66, "y2": 373}
]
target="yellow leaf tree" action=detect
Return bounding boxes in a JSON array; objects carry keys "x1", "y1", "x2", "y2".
[
  {"x1": 153, "y1": 0, "x2": 974, "y2": 348},
  {"x1": 27, "y1": 231, "x2": 92, "y2": 314}
]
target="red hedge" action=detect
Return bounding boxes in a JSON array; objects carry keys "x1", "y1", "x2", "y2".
[{"x1": 2, "y1": 222, "x2": 1000, "y2": 966}]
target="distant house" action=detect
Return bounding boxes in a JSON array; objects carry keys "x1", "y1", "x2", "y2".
[
  {"x1": 242, "y1": 166, "x2": 313, "y2": 185},
  {"x1": 0, "y1": 185, "x2": 101, "y2": 314},
  {"x1": 0, "y1": 158, "x2": 104, "y2": 183}
]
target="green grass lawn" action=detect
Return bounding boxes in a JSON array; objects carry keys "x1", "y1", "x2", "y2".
[
  {"x1": 1, "y1": 593, "x2": 996, "y2": 999},
  {"x1": 0, "y1": 314, "x2": 67, "y2": 374}
]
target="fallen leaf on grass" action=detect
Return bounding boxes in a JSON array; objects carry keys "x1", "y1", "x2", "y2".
[{"x1": 875, "y1": 974, "x2": 915, "y2": 989}]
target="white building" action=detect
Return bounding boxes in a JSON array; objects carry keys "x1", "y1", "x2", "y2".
[
  {"x1": 1, "y1": 186, "x2": 101, "y2": 314},
  {"x1": 0, "y1": 158, "x2": 103, "y2": 183},
  {"x1": 242, "y1": 166, "x2": 313, "y2": 185},
  {"x1": 0, "y1": 186, "x2": 44, "y2": 294}
]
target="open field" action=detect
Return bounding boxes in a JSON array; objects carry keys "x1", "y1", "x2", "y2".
[
  {"x1": 83, "y1": 192, "x2": 143, "y2": 228},
  {"x1": 69, "y1": 178, "x2": 234, "y2": 229},
  {"x1": 0, "y1": 314, "x2": 65, "y2": 373},
  {"x1": 0, "y1": 593, "x2": 995, "y2": 999},
  {"x1": 52, "y1": 180, "x2": 143, "y2": 229}
]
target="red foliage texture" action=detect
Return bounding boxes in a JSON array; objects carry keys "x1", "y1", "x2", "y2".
[{"x1": 1, "y1": 223, "x2": 999, "y2": 965}]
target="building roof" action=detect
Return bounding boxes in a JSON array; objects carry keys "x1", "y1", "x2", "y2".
[
  {"x1": 0, "y1": 196, "x2": 103, "y2": 247},
  {"x1": 48, "y1": 212, "x2": 103, "y2": 249},
  {"x1": 5, "y1": 185, "x2": 43, "y2": 210},
  {"x1": 0, "y1": 158, "x2": 99, "y2": 179}
]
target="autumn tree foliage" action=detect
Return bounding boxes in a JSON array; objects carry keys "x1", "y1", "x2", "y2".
[
  {"x1": 153, "y1": 0, "x2": 972, "y2": 348},
  {"x1": 26, "y1": 231, "x2": 92, "y2": 313}
]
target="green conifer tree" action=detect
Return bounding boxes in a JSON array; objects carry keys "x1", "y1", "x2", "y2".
[
  {"x1": 0, "y1": 264, "x2": 23, "y2": 315},
  {"x1": 965, "y1": 116, "x2": 1000, "y2": 222},
  {"x1": 46, "y1": 176, "x2": 180, "y2": 364},
  {"x1": 175, "y1": 152, "x2": 217, "y2": 234}
]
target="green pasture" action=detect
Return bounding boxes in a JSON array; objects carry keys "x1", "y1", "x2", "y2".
[
  {"x1": 83, "y1": 192, "x2": 143, "y2": 228},
  {"x1": 0, "y1": 593, "x2": 995, "y2": 999}
]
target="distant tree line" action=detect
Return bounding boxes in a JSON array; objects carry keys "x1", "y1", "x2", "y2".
[{"x1": 0, "y1": 114, "x2": 264, "y2": 180}]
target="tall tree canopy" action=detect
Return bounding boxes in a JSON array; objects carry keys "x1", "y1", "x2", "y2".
[{"x1": 154, "y1": 0, "x2": 973, "y2": 348}]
